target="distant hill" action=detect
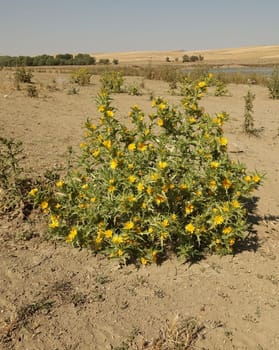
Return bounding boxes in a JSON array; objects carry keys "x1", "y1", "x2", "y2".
[{"x1": 92, "y1": 45, "x2": 279, "y2": 65}]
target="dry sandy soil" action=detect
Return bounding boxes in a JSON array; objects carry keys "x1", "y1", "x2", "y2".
[
  {"x1": 93, "y1": 45, "x2": 279, "y2": 65},
  {"x1": 0, "y1": 68, "x2": 279, "y2": 350}
]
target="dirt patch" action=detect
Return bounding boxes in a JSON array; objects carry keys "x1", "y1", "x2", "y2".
[{"x1": 1, "y1": 69, "x2": 279, "y2": 349}]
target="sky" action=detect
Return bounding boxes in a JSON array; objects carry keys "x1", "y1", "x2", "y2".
[{"x1": 0, "y1": 0, "x2": 278, "y2": 56}]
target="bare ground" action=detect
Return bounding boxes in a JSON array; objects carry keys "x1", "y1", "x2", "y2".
[{"x1": 0, "y1": 69, "x2": 279, "y2": 350}]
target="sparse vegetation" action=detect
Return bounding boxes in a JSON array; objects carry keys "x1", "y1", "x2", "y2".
[
  {"x1": 243, "y1": 90, "x2": 260, "y2": 136},
  {"x1": 71, "y1": 68, "x2": 92, "y2": 85},
  {"x1": 267, "y1": 65, "x2": 279, "y2": 99},
  {"x1": 14, "y1": 67, "x2": 33, "y2": 83},
  {"x1": 100, "y1": 71, "x2": 124, "y2": 93}
]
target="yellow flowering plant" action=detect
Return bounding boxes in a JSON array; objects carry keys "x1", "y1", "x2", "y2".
[{"x1": 30, "y1": 78, "x2": 263, "y2": 265}]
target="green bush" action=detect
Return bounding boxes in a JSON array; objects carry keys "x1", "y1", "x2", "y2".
[
  {"x1": 268, "y1": 66, "x2": 279, "y2": 99},
  {"x1": 100, "y1": 71, "x2": 124, "y2": 93},
  {"x1": 71, "y1": 68, "x2": 92, "y2": 85},
  {"x1": 30, "y1": 78, "x2": 262, "y2": 265},
  {"x1": 14, "y1": 67, "x2": 33, "y2": 83}
]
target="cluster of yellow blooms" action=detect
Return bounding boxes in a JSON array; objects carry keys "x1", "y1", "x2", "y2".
[{"x1": 28, "y1": 77, "x2": 263, "y2": 264}]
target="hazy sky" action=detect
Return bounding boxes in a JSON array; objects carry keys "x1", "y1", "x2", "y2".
[{"x1": 0, "y1": 0, "x2": 278, "y2": 56}]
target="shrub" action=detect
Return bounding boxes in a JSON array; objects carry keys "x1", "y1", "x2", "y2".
[
  {"x1": 214, "y1": 80, "x2": 229, "y2": 96},
  {"x1": 267, "y1": 66, "x2": 279, "y2": 99},
  {"x1": 30, "y1": 78, "x2": 262, "y2": 265},
  {"x1": 14, "y1": 67, "x2": 33, "y2": 83},
  {"x1": 126, "y1": 83, "x2": 142, "y2": 96},
  {"x1": 100, "y1": 71, "x2": 124, "y2": 93},
  {"x1": 26, "y1": 84, "x2": 38, "y2": 97},
  {"x1": 71, "y1": 68, "x2": 92, "y2": 85},
  {"x1": 0, "y1": 137, "x2": 26, "y2": 213},
  {"x1": 112, "y1": 58, "x2": 119, "y2": 65},
  {"x1": 242, "y1": 90, "x2": 261, "y2": 136}
]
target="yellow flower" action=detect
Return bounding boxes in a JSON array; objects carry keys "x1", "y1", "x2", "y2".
[
  {"x1": 138, "y1": 143, "x2": 147, "y2": 152},
  {"x1": 29, "y1": 188, "x2": 38, "y2": 196},
  {"x1": 171, "y1": 213, "x2": 177, "y2": 221},
  {"x1": 253, "y1": 175, "x2": 261, "y2": 183},
  {"x1": 95, "y1": 236, "x2": 102, "y2": 244},
  {"x1": 150, "y1": 172, "x2": 160, "y2": 181},
  {"x1": 229, "y1": 238, "x2": 235, "y2": 246},
  {"x1": 90, "y1": 197, "x2": 96, "y2": 203},
  {"x1": 108, "y1": 185, "x2": 116, "y2": 193},
  {"x1": 137, "y1": 183, "x2": 145, "y2": 192},
  {"x1": 162, "y1": 219, "x2": 169, "y2": 227},
  {"x1": 40, "y1": 201, "x2": 48, "y2": 210},
  {"x1": 140, "y1": 257, "x2": 148, "y2": 265},
  {"x1": 128, "y1": 143, "x2": 136, "y2": 151},
  {"x1": 103, "y1": 140, "x2": 112, "y2": 149},
  {"x1": 198, "y1": 81, "x2": 206, "y2": 88},
  {"x1": 98, "y1": 105, "x2": 105, "y2": 112},
  {"x1": 89, "y1": 123, "x2": 97, "y2": 130},
  {"x1": 144, "y1": 128, "x2": 150, "y2": 135},
  {"x1": 105, "y1": 229, "x2": 113, "y2": 238},
  {"x1": 215, "y1": 238, "x2": 221, "y2": 244},
  {"x1": 185, "y1": 204, "x2": 194, "y2": 214},
  {"x1": 244, "y1": 175, "x2": 251, "y2": 182},
  {"x1": 55, "y1": 203, "x2": 61, "y2": 209},
  {"x1": 66, "y1": 227, "x2": 78, "y2": 243},
  {"x1": 128, "y1": 163, "x2": 134, "y2": 169},
  {"x1": 222, "y1": 227, "x2": 232, "y2": 235},
  {"x1": 110, "y1": 159, "x2": 118, "y2": 169},
  {"x1": 146, "y1": 186, "x2": 153, "y2": 195},
  {"x1": 157, "y1": 118, "x2": 164, "y2": 127},
  {"x1": 220, "y1": 137, "x2": 228, "y2": 146},
  {"x1": 223, "y1": 178, "x2": 232, "y2": 189},
  {"x1": 158, "y1": 161, "x2": 168, "y2": 169},
  {"x1": 188, "y1": 116, "x2": 196, "y2": 124},
  {"x1": 155, "y1": 194, "x2": 166, "y2": 205},
  {"x1": 209, "y1": 180, "x2": 217, "y2": 190},
  {"x1": 142, "y1": 202, "x2": 147, "y2": 209},
  {"x1": 158, "y1": 103, "x2": 167, "y2": 110},
  {"x1": 127, "y1": 195, "x2": 136, "y2": 202},
  {"x1": 213, "y1": 215, "x2": 224, "y2": 226},
  {"x1": 82, "y1": 183, "x2": 88, "y2": 190},
  {"x1": 112, "y1": 235, "x2": 124, "y2": 244},
  {"x1": 106, "y1": 110, "x2": 114, "y2": 118},
  {"x1": 124, "y1": 221, "x2": 134, "y2": 230},
  {"x1": 56, "y1": 181, "x2": 64, "y2": 188},
  {"x1": 231, "y1": 200, "x2": 240, "y2": 208},
  {"x1": 210, "y1": 161, "x2": 220, "y2": 169},
  {"x1": 185, "y1": 223, "x2": 195, "y2": 234},
  {"x1": 118, "y1": 249, "x2": 124, "y2": 256},
  {"x1": 160, "y1": 232, "x2": 168, "y2": 241},
  {"x1": 128, "y1": 175, "x2": 136, "y2": 183},
  {"x1": 79, "y1": 142, "x2": 87, "y2": 148},
  {"x1": 92, "y1": 149, "x2": 100, "y2": 158},
  {"x1": 49, "y1": 215, "x2": 59, "y2": 229},
  {"x1": 179, "y1": 184, "x2": 188, "y2": 190}
]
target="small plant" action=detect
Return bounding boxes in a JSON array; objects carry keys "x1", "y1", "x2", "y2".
[
  {"x1": 14, "y1": 67, "x2": 33, "y2": 83},
  {"x1": 71, "y1": 68, "x2": 92, "y2": 86},
  {"x1": 100, "y1": 71, "x2": 124, "y2": 93},
  {"x1": 0, "y1": 137, "x2": 25, "y2": 213},
  {"x1": 126, "y1": 83, "x2": 142, "y2": 96},
  {"x1": 30, "y1": 77, "x2": 263, "y2": 265},
  {"x1": 26, "y1": 84, "x2": 38, "y2": 97},
  {"x1": 243, "y1": 90, "x2": 259, "y2": 136},
  {"x1": 267, "y1": 66, "x2": 279, "y2": 99},
  {"x1": 112, "y1": 58, "x2": 119, "y2": 65},
  {"x1": 214, "y1": 80, "x2": 229, "y2": 96},
  {"x1": 67, "y1": 86, "x2": 79, "y2": 95}
]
